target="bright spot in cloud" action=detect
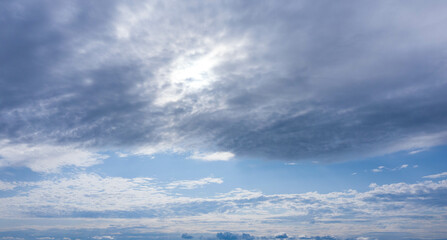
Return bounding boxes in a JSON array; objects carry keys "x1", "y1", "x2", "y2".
[{"x1": 154, "y1": 41, "x2": 247, "y2": 107}]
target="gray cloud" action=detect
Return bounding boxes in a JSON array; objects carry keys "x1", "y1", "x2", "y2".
[{"x1": 2, "y1": 1, "x2": 447, "y2": 163}]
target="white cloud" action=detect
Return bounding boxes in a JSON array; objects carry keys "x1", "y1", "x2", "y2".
[
  {"x1": 0, "y1": 175, "x2": 447, "y2": 237},
  {"x1": 92, "y1": 236, "x2": 114, "y2": 240},
  {"x1": 0, "y1": 140, "x2": 107, "y2": 173},
  {"x1": 190, "y1": 152, "x2": 235, "y2": 161},
  {"x1": 423, "y1": 172, "x2": 447, "y2": 179},
  {"x1": 387, "y1": 132, "x2": 447, "y2": 157},
  {"x1": 166, "y1": 177, "x2": 223, "y2": 190},
  {"x1": 0, "y1": 181, "x2": 16, "y2": 191},
  {"x1": 0, "y1": 173, "x2": 170, "y2": 218},
  {"x1": 409, "y1": 149, "x2": 426, "y2": 155},
  {"x1": 372, "y1": 166, "x2": 384, "y2": 172},
  {"x1": 115, "y1": 152, "x2": 128, "y2": 158},
  {"x1": 371, "y1": 164, "x2": 410, "y2": 173}
]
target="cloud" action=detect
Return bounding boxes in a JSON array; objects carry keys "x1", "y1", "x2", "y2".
[
  {"x1": 1, "y1": 1, "x2": 447, "y2": 163},
  {"x1": 92, "y1": 236, "x2": 114, "y2": 240},
  {"x1": 216, "y1": 232, "x2": 238, "y2": 240},
  {"x1": 0, "y1": 140, "x2": 106, "y2": 173},
  {"x1": 298, "y1": 237, "x2": 336, "y2": 240},
  {"x1": 423, "y1": 172, "x2": 447, "y2": 179},
  {"x1": 398, "y1": 164, "x2": 408, "y2": 169},
  {"x1": 215, "y1": 232, "x2": 254, "y2": 240},
  {"x1": 371, "y1": 164, "x2": 410, "y2": 173},
  {"x1": 0, "y1": 174, "x2": 447, "y2": 237},
  {"x1": 166, "y1": 177, "x2": 224, "y2": 190},
  {"x1": 371, "y1": 166, "x2": 384, "y2": 173},
  {"x1": 181, "y1": 233, "x2": 193, "y2": 239},
  {"x1": 190, "y1": 152, "x2": 235, "y2": 161},
  {"x1": 115, "y1": 152, "x2": 128, "y2": 158},
  {"x1": 0, "y1": 181, "x2": 16, "y2": 191},
  {"x1": 275, "y1": 233, "x2": 288, "y2": 239},
  {"x1": 408, "y1": 149, "x2": 426, "y2": 155}
]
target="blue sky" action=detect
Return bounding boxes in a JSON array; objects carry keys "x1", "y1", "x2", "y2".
[{"x1": 1, "y1": 1, "x2": 447, "y2": 239}]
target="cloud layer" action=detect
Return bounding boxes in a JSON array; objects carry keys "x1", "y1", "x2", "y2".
[
  {"x1": 1, "y1": 173, "x2": 447, "y2": 238},
  {"x1": 2, "y1": 0, "x2": 447, "y2": 166}
]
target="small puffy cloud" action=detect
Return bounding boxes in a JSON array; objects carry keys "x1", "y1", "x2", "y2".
[
  {"x1": 298, "y1": 237, "x2": 336, "y2": 240},
  {"x1": 399, "y1": 164, "x2": 408, "y2": 169},
  {"x1": 216, "y1": 232, "x2": 238, "y2": 240},
  {"x1": 0, "y1": 140, "x2": 107, "y2": 173},
  {"x1": 166, "y1": 177, "x2": 223, "y2": 190},
  {"x1": 275, "y1": 233, "x2": 288, "y2": 239},
  {"x1": 241, "y1": 233, "x2": 254, "y2": 240},
  {"x1": 423, "y1": 172, "x2": 447, "y2": 179},
  {"x1": 190, "y1": 152, "x2": 235, "y2": 161},
  {"x1": 181, "y1": 233, "x2": 193, "y2": 239},
  {"x1": 372, "y1": 166, "x2": 385, "y2": 173}
]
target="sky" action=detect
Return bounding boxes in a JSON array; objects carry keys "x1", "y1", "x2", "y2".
[{"x1": 1, "y1": 0, "x2": 447, "y2": 239}]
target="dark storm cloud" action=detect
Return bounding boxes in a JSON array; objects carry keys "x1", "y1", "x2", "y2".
[{"x1": 2, "y1": 0, "x2": 447, "y2": 162}]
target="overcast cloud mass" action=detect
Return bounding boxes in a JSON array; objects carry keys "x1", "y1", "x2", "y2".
[
  {"x1": 2, "y1": 0, "x2": 447, "y2": 162},
  {"x1": 1, "y1": 1, "x2": 447, "y2": 239}
]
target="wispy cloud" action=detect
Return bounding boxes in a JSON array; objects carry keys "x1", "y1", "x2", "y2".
[
  {"x1": 423, "y1": 172, "x2": 447, "y2": 179},
  {"x1": 371, "y1": 164, "x2": 409, "y2": 173},
  {"x1": 166, "y1": 177, "x2": 223, "y2": 190},
  {"x1": 0, "y1": 140, "x2": 106, "y2": 173}
]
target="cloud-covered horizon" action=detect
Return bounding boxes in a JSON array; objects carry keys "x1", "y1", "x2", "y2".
[
  {"x1": 1, "y1": 173, "x2": 447, "y2": 238},
  {"x1": 2, "y1": 0, "x2": 447, "y2": 165}
]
